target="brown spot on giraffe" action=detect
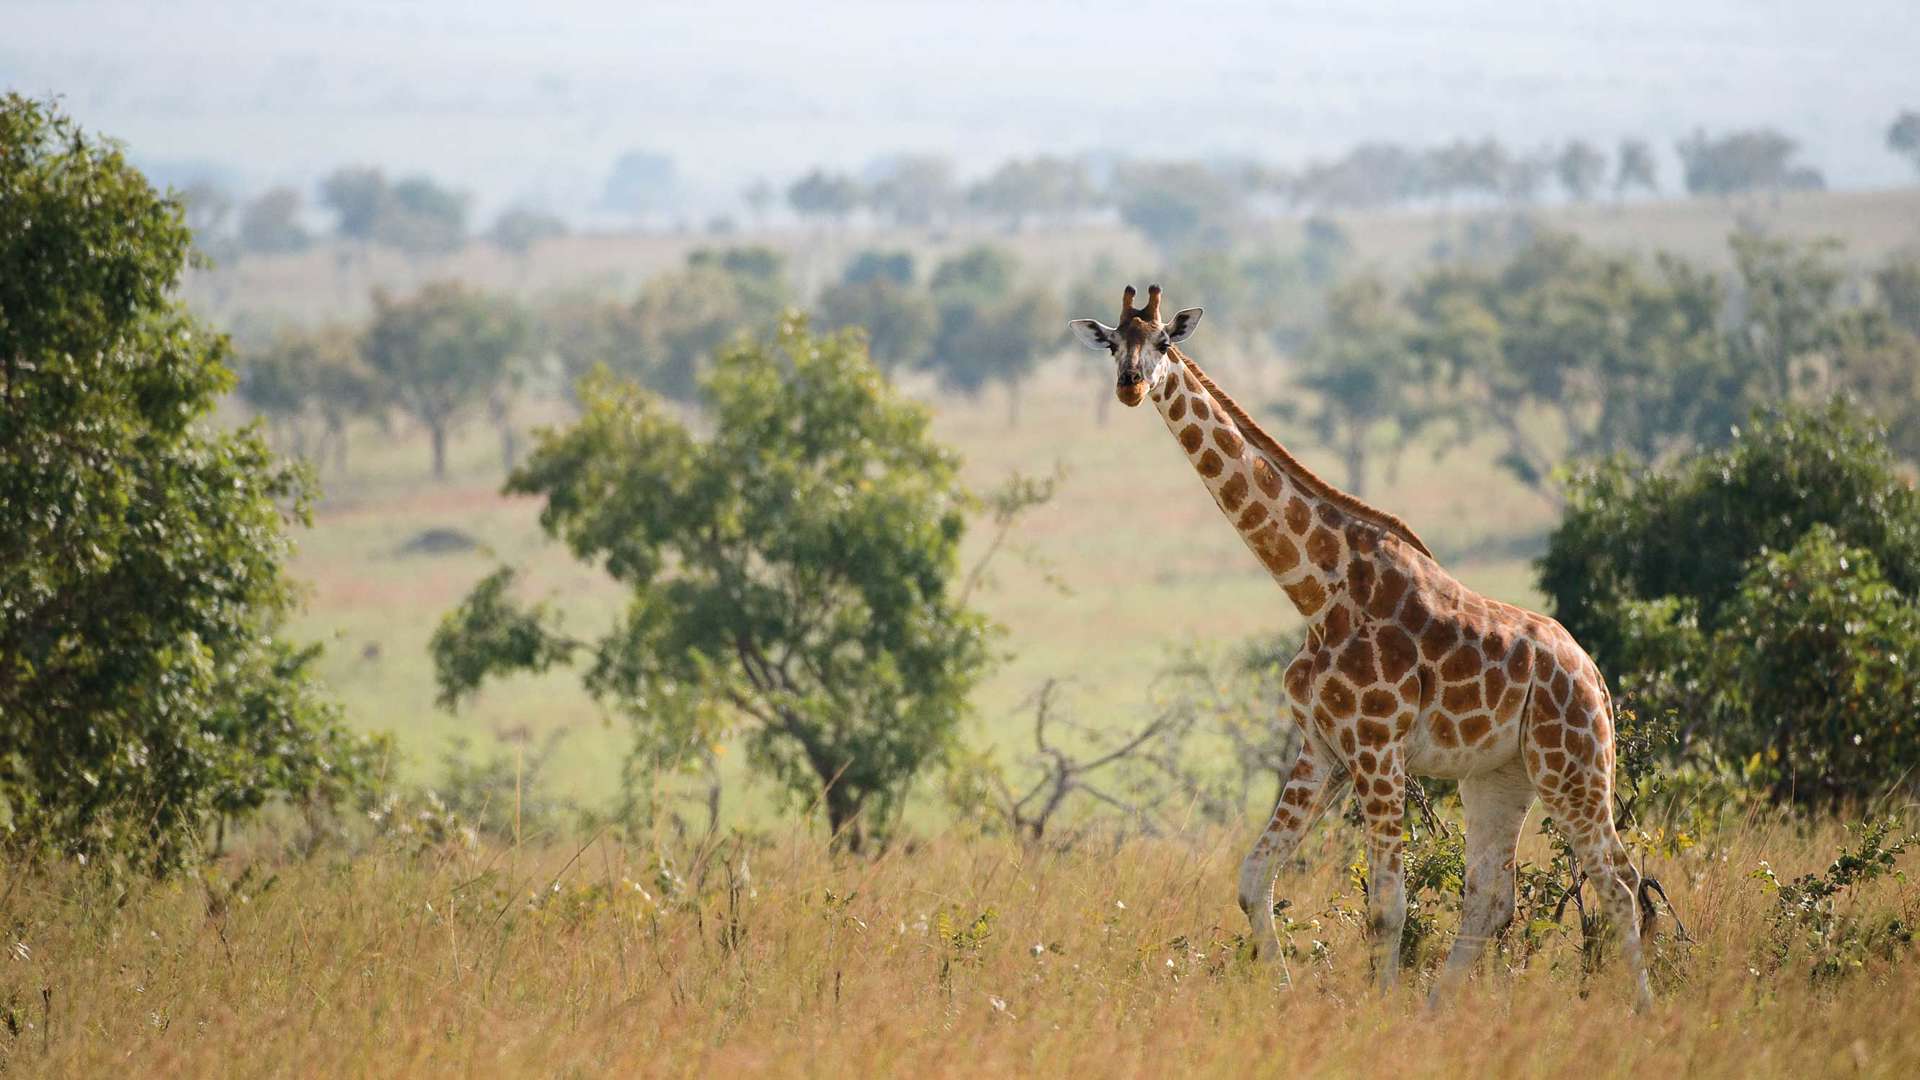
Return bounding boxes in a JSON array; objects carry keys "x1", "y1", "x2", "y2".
[
  {"x1": 1236, "y1": 501, "x2": 1269, "y2": 531},
  {"x1": 1360, "y1": 688, "x2": 1398, "y2": 717},
  {"x1": 1254, "y1": 527, "x2": 1300, "y2": 575},
  {"x1": 1283, "y1": 577, "x2": 1326, "y2": 615},
  {"x1": 1457, "y1": 714, "x2": 1492, "y2": 744},
  {"x1": 1284, "y1": 497, "x2": 1312, "y2": 534},
  {"x1": 1198, "y1": 449, "x2": 1224, "y2": 478},
  {"x1": 1191, "y1": 396, "x2": 1211, "y2": 421},
  {"x1": 1338, "y1": 634, "x2": 1378, "y2": 686},
  {"x1": 1420, "y1": 620, "x2": 1458, "y2": 661},
  {"x1": 1167, "y1": 394, "x2": 1187, "y2": 421},
  {"x1": 1251, "y1": 457, "x2": 1283, "y2": 498},
  {"x1": 1213, "y1": 426, "x2": 1244, "y2": 456},
  {"x1": 1219, "y1": 471, "x2": 1248, "y2": 510},
  {"x1": 1305, "y1": 527, "x2": 1341, "y2": 572},
  {"x1": 1179, "y1": 424, "x2": 1204, "y2": 452},
  {"x1": 1376, "y1": 625, "x2": 1418, "y2": 682},
  {"x1": 1321, "y1": 678, "x2": 1357, "y2": 718},
  {"x1": 1442, "y1": 682, "x2": 1483, "y2": 714},
  {"x1": 1366, "y1": 567, "x2": 1409, "y2": 619},
  {"x1": 1440, "y1": 643, "x2": 1482, "y2": 682}
]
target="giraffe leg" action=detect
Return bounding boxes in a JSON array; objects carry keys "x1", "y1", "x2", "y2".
[
  {"x1": 1354, "y1": 753, "x2": 1408, "y2": 993},
  {"x1": 1238, "y1": 733, "x2": 1342, "y2": 964},
  {"x1": 1431, "y1": 763, "x2": 1534, "y2": 1005},
  {"x1": 1568, "y1": 822, "x2": 1654, "y2": 1012},
  {"x1": 1526, "y1": 673, "x2": 1655, "y2": 1012}
]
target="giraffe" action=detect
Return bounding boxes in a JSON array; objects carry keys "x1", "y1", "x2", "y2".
[{"x1": 1069, "y1": 284, "x2": 1653, "y2": 1009}]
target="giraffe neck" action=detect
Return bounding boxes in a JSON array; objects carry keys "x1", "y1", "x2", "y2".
[{"x1": 1149, "y1": 354, "x2": 1359, "y2": 621}]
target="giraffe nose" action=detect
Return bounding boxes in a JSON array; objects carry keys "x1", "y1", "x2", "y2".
[{"x1": 1117, "y1": 369, "x2": 1143, "y2": 388}]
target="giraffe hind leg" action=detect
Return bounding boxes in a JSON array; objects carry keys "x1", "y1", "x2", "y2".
[{"x1": 1523, "y1": 674, "x2": 1655, "y2": 1011}]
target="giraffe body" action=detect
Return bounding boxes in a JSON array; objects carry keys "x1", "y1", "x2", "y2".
[{"x1": 1070, "y1": 286, "x2": 1652, "y2": 1008}]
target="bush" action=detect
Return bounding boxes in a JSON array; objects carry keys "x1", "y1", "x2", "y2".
[{"x1": 1542, "y1": 401, "x2": 1920, "y2": 805}]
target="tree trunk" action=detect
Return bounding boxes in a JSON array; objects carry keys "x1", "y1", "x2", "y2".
[
  {"x1": 429, "y1": 421, "x2": 449, "y2": 481},
  {"x1": 824, "y1": 784, "x2": 866, "y2": 854}
]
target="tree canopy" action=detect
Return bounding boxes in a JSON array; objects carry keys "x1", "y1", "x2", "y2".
[
  {"x1": 432, "y1": 320, "x2": 995, "y2": 850},
  {"x1": 0, "y1": 95, "x2": 376, "y2": 870}
]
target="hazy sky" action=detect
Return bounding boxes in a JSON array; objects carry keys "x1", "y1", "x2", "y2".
[{"x1": 7, "y1": 0, "x2": 1916, "y2": 218}]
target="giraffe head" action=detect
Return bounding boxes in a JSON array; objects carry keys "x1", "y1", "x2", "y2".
[{"x1": 1069, "y1": 284, "x2": 1204, "y2": 407}]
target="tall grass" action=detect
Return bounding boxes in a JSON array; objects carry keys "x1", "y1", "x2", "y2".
[{"x1": 4, "y1": 814, "x2": 1915, "y2": 1076}]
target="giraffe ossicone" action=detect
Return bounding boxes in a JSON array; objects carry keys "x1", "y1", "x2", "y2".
[{"x1": 1069, "y1": 284, "x2": 1654, "y2": 1010}]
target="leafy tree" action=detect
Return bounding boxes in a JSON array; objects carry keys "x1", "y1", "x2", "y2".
[
  {"x1": 1727, "y1": 232, "x2": 1846, "y2": 400},
  {"x1": 319, "y1": 165, "x2": 389, "y2": 242},
  {"x1": 237, "y1": 324, "x2": 375, "y2": 472},
  {"x1": 381, "y1": 175, "x2": 468, "y2": 254},
  {"x1": 1613, "y1": 137, "x2": 1659, "y2": 199},
  {"x1": 787, "y1": 169, "x2": 862, "y2": 225},
  {"x1": 1555, "y1": 140, "x2": 1608, "y2": 202},
  {"x1": 629, "y1": 249, "x2": 792, "y2": 401},
  {"x1": 237, "y1": 186, "x2": 311, "y2": 255},
  {"x1": 1289, "y1": 142, "x2": 1428, "y2": 210},
  {"x1": 540, "y1": 295, "x2": 647, "y2": 404},
  {"x1": 1540, "y1": 400, "x2": 1920, "y2": 673},
  {"x1": 1873, "y1": 253, "x2": 1920, "y2": 338},
  {"x1": 1544, "y1": 404, "x2": 1920, "y2": 806},
  {"x1": 1677, "y1": 128, "x2": 1822, "y2": 196},
  {"x1": 0, "y1": 95, "x2": 377, "y2": 871},
  {"x1": 966, "y1": 156, "x2": 1097, "y2": 229},
  {"x1": 601, "y1": 149, "x2": 679, "y2": 220},
  {"x1": 842, "y1": 250, "x2": 915, "y2": 287},
  {"x1": 926, "y1": 247, "x2": 1061, "y2": 422},
  {"x1": 1294, "y1": 275, "x2": 1436, "y2": 495},
  {"x1": 361, "y1": 282, "x2": 526, "y2": 479},
  {"x1": 488, "y1": 206, "x2": 568, "y2": 257},
  {"x1": 432, "y1": 321, "x2": 996, "y2": 851},
  {"x1": 1115, "y1": 161, "x2": 1244, "y2": 254},
  {"x1": 1404, "y1": 233, "x2": 1737, "y2": 499},
  {"x1": 1703, "y1": 528, "x2": 1920, "y2": 805},
  {"x1": 815, "y1": 277, "x2": 936, "y2": 374},
  {"x1": 865, "y1": 155, "x2": 956, "y2": 228},
  {"x1": 1886, "y1": 110, "x2": 1920, "y2": 176}
]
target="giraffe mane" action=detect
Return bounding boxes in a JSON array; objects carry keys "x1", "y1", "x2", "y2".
[{"x1": 1170, "y1": 346, "x2": 1436, "y2": 560}]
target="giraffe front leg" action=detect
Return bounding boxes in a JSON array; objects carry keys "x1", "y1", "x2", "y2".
[
  {"x1": 1238, "y1": 733, "x2": 1341, "y2": 966},
  {"x1": 1355, "y1": 756, "x2": 1408, "y2": 993}
]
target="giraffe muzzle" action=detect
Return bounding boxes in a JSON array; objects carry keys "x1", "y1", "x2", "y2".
[{"x1": 1116, "y1": 368, "x2": 1146, "y2": 407}]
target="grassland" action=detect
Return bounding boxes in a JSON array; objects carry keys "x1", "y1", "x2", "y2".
[
  {"x1": 7, "y1": 187, "x2": 1920, "y2": 1078},
  {"x1": 4, "y1": 815, "x2": 1918, "y2": 1076}
]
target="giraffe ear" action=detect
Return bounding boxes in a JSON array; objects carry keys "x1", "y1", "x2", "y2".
[
  {"x1": 1165, "y1": 307, "x2": 1204, "y2": 343},
  {"x1": 1068, "y1": 319, "x2": 1117, "y2": 351}
]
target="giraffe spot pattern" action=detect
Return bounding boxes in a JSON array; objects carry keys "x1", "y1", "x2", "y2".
[
  {"x1": 1198, "y1": 449, "x2": 1224, "y2": 478},
  {"x1": 1251, "y1": 457, "x2": 1283, "y2": 498},
  {"x1": 1179, "y1": 424, "x2": 1204, "y2": 452},
  {"x1": 1284, "y1": 497, "x2": 1312, "y2": 534},
  {"x1": 1306, "y1": 527, "x2": 1341, "y2": 572},
  {"x1": 1219, "y1": 471, "x2": 1248, "y2": 510},
  {"x1": 1168, "y1": 394, "x2": 1187, "y2": 421}
]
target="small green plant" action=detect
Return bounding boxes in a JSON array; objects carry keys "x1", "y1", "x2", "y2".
[
  {"x1": 934, "y1": 907, "x2": 996, "y2": 990},
  {"x1": 1753, "y1": 817, "x2": 1918, "y2": 983}
]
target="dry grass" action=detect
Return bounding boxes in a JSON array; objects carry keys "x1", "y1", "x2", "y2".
[{"x1": 3, "y1": 814, "x2": 1917, "y2": 1077}]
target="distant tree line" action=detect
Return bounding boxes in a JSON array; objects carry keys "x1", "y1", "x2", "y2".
[{"x1": 1290, "y1": 230, "x2": 1920, "y2": 503}]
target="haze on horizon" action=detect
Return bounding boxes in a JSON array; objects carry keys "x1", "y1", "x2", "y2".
[{"x1": 6, "y1": 0, "x2": 1916, "y2": 220}]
